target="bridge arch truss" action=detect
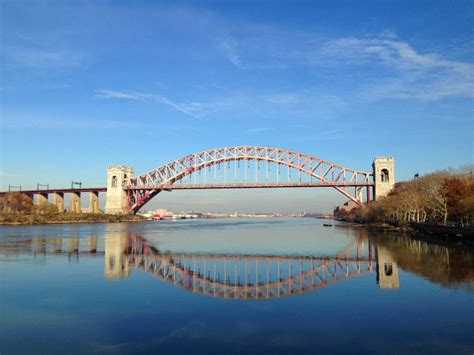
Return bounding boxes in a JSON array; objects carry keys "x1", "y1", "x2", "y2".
[{"x1": 127, "y1": 146, "x2": 374, "y2": 213}]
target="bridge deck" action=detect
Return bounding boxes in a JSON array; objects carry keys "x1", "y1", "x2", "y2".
[
  {"x1": 0, "y1": 181, "x2": 374, "y2": 196},
  {"x1": 0, "y1": 188, "x2": 107, "y2": 196},
  {"x1": 138, "y1": 181, "x2": 374, "y2": 190}
]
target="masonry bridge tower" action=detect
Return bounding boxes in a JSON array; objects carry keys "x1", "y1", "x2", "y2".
[
  {"x1": 372, "y1": 157, "x2": 395, "y2": 200},
  {"x1": 104, "y1": 165, "x2": 133, "y2": 214}
]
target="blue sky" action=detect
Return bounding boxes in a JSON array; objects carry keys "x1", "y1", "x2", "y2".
[{"x1": 1, "y1": 0, "x2": 473, "y2": 212}]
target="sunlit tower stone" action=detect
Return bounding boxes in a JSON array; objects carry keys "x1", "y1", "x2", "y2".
[
  {"x1": 376, "y1": 245, "x2": 399, "y2": 289},
  {"x1": 104, "y1": 165, "x2": 133, "y2": 214},
  {"x1": 372, "y1": 157, "x2": 395, "y2": 200}
]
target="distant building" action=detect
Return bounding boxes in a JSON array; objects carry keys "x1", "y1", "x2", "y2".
[{"x1": 154, "y1": 208, "x2": 168, "y2": 217}]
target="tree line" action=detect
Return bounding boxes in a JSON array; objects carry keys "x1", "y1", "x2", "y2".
[
  {"x1": 0, "y1": 192, "x2": 147, "y2": 224},
  {"x1": 0, "y1": 192, "x2": 58, "y2": 215},
  {"x1": 337, "y1": 166, "x2": 474, "y2": 226}
]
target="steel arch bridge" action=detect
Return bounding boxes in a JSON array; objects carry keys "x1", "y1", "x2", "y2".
[{"x1": 127, "y1": 146, "x2": 374, "y2": 213}]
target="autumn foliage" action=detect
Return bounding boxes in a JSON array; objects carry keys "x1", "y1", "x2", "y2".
[
  {"x1": 0, "y1": 192, "x2": 146, "y2": 224},
  {"x1": 0, "y1": 192, "x2": 58, "y2": 217},
  {"x1": 0, "y1": 192, "x2": 35, "y2": 214},
  {"x1": 338, "y1": 168, "x2": 474, "y2": 225}
]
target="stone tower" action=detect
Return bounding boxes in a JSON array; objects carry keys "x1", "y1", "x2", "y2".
[
  {"x1": 372, "y1": 157, "x2": 395, "y2": 200},
  {"x1": 376, "y1": 245, "x2": 399, "y2": 289},
  {"x1": 104, "y1": 165, "x2": 133, "y2": 214}
]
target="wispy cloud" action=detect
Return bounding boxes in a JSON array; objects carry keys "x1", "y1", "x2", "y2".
[
  {"x1": 0, "y1": 171, "x2": 24, "y2": 177},
  {"x1": 95, "y1": 89, "x2": 204, "y2": 117},
  {"x1": 323, "y1": 35, "x2": 470, "y2": 72},
  {"x1": 320, "y1": 34, "x2": 474, "y2": 101},
  {"x1": 1, "y1": 114, "x2": 152, "y2": 130},
  {"x1": 219, "y1": 38, "x2": 241, "y2": 67},
  {"x1": 3, "y1": 46, "x2": 89, "y2": 68},
  {"x1": 211, "y1": 26, "x2": 472, "y2": 101}
]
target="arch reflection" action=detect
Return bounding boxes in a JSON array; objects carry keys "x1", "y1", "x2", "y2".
[
  {"x1": 103, "y1": 234, "x2": 400, "y2": 298},
  {"x1": 2, "y1": 229, "x2": 473, "y2": 298}
]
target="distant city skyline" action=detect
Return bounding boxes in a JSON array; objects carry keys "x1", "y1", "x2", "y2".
[{"x1": 1, "y1": 1, "x2": 473, "y2": 211}]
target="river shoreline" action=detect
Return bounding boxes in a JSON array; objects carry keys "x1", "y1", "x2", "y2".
[
  {"x1": 335, "y1": 220, "x2": 474, "y2": 248},
  {"x1": 0, "y1": 213, "x2": 147, "y2": 226}
]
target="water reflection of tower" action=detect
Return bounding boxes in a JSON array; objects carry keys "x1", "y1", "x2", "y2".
[
  {"x1": 104, "y1": 235, "x2": 131, "y2": 279},
  {"x1": 376, "y1": 245, "x2": 399, "y2": 289}
]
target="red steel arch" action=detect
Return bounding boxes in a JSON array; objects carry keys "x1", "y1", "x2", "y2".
[{"x1": 127, "y1": 146, "x2": 373, "y2": 213}]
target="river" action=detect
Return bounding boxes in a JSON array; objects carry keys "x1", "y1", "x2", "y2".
[{"x1": 1, "y1": 218, "x2": 473, "y2": 354}]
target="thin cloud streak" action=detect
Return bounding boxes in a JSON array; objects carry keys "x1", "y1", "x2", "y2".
[
  {"x1": 0, "y1": 171, "x2": 24, "y2": 178},
  {"x1": 95, "y1": 89, "x2": 203, "y2": 117},
  {"x1": 3, "y1": 45, "x2": 89, "y2": 68},
  {"x1": 2, "y1": 115, "x2": 151, "y2": 130}
]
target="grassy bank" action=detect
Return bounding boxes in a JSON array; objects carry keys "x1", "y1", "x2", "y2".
[
  {"x1": 0, "y1": 212, "x2": 147, "y2": 225},
  {"x1": 0, "y1": 193, "x2": 147, "y2": 225}
]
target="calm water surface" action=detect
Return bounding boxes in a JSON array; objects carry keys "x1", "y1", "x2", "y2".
[{"x1": 1, "y1": 218, "x2": 473, "y2": 354}]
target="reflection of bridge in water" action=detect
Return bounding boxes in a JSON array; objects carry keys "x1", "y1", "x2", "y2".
[
  {"x1": 3, "y1": 230, "x2": 472, "y2": 296},
  {"x1": 0, "y1": 233, "x2": 403, "y2": 298},
  {"x1": 121, "y1": 239, "x2": 378, "y2": 299}
]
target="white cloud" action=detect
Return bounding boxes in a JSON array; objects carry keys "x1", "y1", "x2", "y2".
[
  {"x1": 210, "y1": 25, "x2": 472, "y2": 101},
  {"x1": 95, "y1": 89, "x2": 205, "y2": 117},
  {"x1": 320, "y1": 35, "x2": 474, "y2": 101}
]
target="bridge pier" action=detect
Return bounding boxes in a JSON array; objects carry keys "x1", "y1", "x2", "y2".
[
  {"x1": 37, "y1": 192, "x2": 48, "y2": 208},
  {"x1": 69, "y1": 192, "x2": 81, "y2": 213},
  {"x1": 89, "y1": 191, "x2": 99, "y2": 213},
  {"x1": 53, "y1": 192, "x2": 65, "y2": 213}
]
